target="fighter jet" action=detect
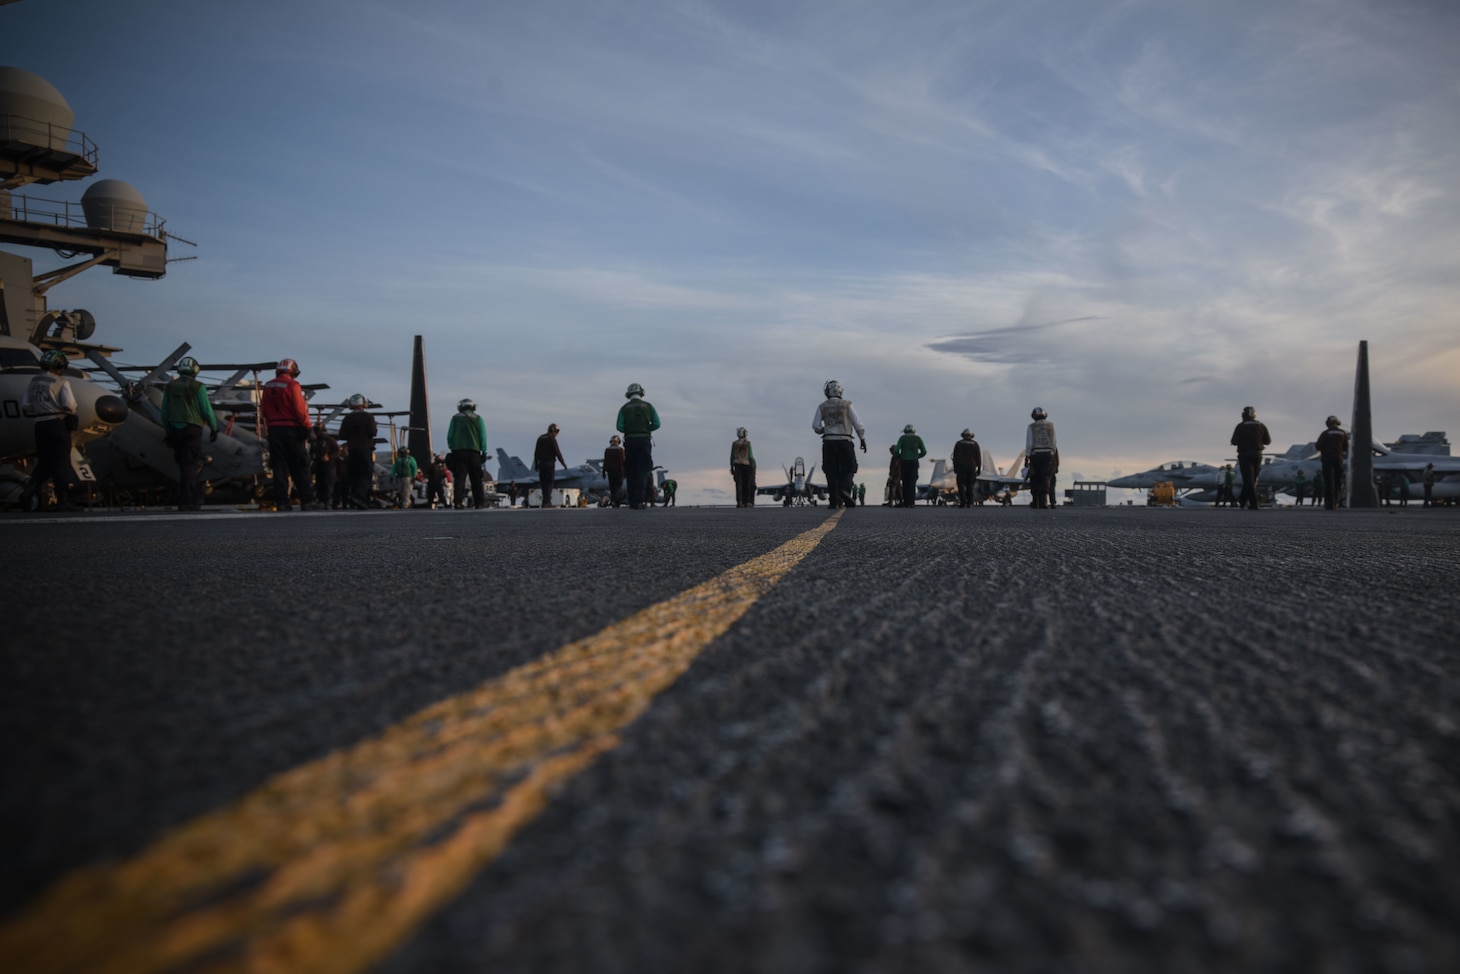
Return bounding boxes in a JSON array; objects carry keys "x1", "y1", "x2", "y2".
[
  {"x1": 495, "y1": 447, "x2": 609, "y2": 495},
  {"x1": 1107, "y1": 460, "x2": 1222, "y2": 491},
  {"x1": 756, "y1": 457, "x2": 828, "y2": 506}
]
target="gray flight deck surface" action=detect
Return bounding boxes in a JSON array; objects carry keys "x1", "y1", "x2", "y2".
[{"x1": 3, "y1": 506, "x2": 1458, "y2": 972}]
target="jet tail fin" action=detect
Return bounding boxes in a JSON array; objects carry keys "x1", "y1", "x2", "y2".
[
  {"x1": 496, "y1": 448, "x2": 533, "y2": 481},
  {"x1": 1006, "y1": 450, "x2": 1026, "y2": 476},
  {"x1": 928, "y1": 458, "x2": 947, "y2": 483}
]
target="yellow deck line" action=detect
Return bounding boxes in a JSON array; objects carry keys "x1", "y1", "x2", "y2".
[{"x1": 0, "y1": 513, "x2": 842, "y2": 974}]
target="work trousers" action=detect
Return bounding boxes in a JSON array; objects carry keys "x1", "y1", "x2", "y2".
[
  {"x1": 537, "y1": 462, "x2": 557, "y2": 507},
  {"x1": 451, "y1": 449, "x2": 485, "y2": 507},
  {"x1": 608, "y1": 470, "x2": 624, "y2": 507},
  {"x1": 733, "y1": 464, "x2": 756, "y2": 507},
  {"x1": 314, "y1": 464, "x2": 336, "y2": 510},
  {"x1": 899, "y1": 459, "x2": 920, "y2": 507},
  {"x1": 822, "y1": 438, "x2": 857, "y2": 509},
  {"x1": 955, "y1": 467, "x2": 977, "y2": 507},
  {"x1": 624, "y1": 437, "x2": 653, "y2": 508},
  {"x1": 170, "y1": 424, "x2": 204, "y2": 509},
  {"x1": 1029, "y1": 452, "x2": 1056, "y2": 509},
  {"x1": 1237, "y1": 451, "x2": 1263, "y2": 510},
  {"x1": 1321, "y1": 457, "x2": 1345, "y2": 510},
  {"x1": 31, "y1": 417, "x2": 76, "y2": 498},
  {"x1": 347, "y1": 448, "x2": 374, "y2": 508},
  {"x1": 268, "y1": 427, "x2": 314, "y2": 508}
]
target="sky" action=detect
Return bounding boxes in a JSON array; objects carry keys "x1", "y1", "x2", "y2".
[{"x1": 4, "y1": 0, "x2": 1458, "y2": 504}]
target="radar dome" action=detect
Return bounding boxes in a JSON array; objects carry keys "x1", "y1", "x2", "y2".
[
  {"x1": 0, "y1": 66, "x2": 74, "y2": 150},
  {"x1": 82, "y1": 179, "x2": 149, "y2": 233}
]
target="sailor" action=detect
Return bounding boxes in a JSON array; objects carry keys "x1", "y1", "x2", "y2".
[
  {"x1": 603, "y1": 435, "x2": 626, "y2": 508},
  {"x1": 390, "y1": 446, "x2": 418, "y2": 509},
  {"x1": 1026, "y1": 407, "x2": 1059, "y2": 509},
  {"x1": 534, "y1": 423, "x2": 567, "y2": 507},
  {"x1": 312, "y1": 423, "x2": 340, "y2": 510},
  {"x1": 885, "y1": 445, "x2": 900, "y2": 506},
  {"x1": 894, "y1": 424, "x2": 927, "y2": 508},
  {"x1": 617, "y1": 383, "x2": 661, "y2": 509},
  {"x1": 338, "y1": 393, "x2": 378, "y2": 509},
  {"x1": 1314, "y1": 415, "x2": 1348, "y2": 511},
  {"x1": 447, "y1": 398, "x2": 488, "y2": 509},
  {"x1": 1293, "y1": 469, "x2": 1309, "y2": 507},
  {"x1": 812, "y1": 380, "x2": 866, "y2": 509},
  {"x1": 20, "y1": 350, "x2": 79, "y2": 511},
  {"x1": 661, "y1": 477, "x2": 678, "y2": 507},
  {"x1": 952, "y1": 428, "x2": 983, "y2": 508},
  {"x1": 425, "y1": 453, "x2": 450, "y2": 509},
  {"x1": 261, "y1": 358, "x2": 320, "y2": 511},
  {"x1": 730, "y1": 427, "x2": 757, "y2": 508},
  {"x1": 1423, "y1": 462, "x2": 1436, "y2": 507},
  {"x1": 856, "y1": 483, "x2": 866, "y2": 506},
  {"x1": 159, "y1": 356, "x2": 218, "y2": 511},
  {"x1": 1230, "y1": 406, "x2": 1271, "y2": 511}
]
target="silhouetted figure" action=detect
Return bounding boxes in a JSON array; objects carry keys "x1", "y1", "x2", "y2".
[{"x1": 1230, "y1": 406, "x2": 1271, "y2": 511}]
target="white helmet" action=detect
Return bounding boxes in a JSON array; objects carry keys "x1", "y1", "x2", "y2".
[
  {"x1": 961, "y1": 428, "x2": 974, "y2": 438},
  {"x1": 348, "y1": 393, "x2": 368, "y2": 409},
  {"x1": 736, "y1": 426, "x2": 748, "y2": 438},
  {"x1": 1031, "y1": 407, "x2": 1047, "y2": 421},
  {"x1": 824, "y1": 380, "x2": 843, "y2": 399}
]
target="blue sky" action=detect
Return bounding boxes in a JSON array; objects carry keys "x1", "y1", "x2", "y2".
[{"x1": 5, "y1": 0, "x2": 1458, "y2": 502}]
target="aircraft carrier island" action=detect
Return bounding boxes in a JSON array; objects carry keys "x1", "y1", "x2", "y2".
[{"x1": 2, "y1": 505, "x2": 1458, "y2": 973}]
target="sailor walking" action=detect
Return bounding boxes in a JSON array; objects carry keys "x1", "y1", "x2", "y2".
[
  {"x1": 1026, "y1": 407, "x2": 1059, "y2": 509},
  {"x1": 813, "y1": 380, "x2": 866, "y2": 510}
]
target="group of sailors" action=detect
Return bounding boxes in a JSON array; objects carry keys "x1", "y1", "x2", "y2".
[
  {"x1": 29, "y1": 356, "x2": 1436, "y2": 513},
  {"x1": 756, "y1": 380, "x2": 1063, "y2": 510}
]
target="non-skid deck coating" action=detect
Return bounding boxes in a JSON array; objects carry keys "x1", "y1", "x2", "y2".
[{"x1": 2, "y1": 506, "x2": 1457, "y2": 972}]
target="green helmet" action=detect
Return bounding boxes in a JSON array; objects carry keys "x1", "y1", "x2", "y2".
[
  {"x1": 176, "y1": 356, "x2": 200, "y2": 376},
  {"x1": 40, "y1": 349, "x2": 69, "y2": 372},
  {"x1": 625, "y1": 382, "x2": 644, "y2": 399}
]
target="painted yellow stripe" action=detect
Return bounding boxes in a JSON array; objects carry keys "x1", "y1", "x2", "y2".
[{"x1": 0, "y1": 513, "x2": 841, "y2": 974}]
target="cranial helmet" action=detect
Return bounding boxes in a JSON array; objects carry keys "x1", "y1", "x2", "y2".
[
  {"x1": 903, "y1": 424, "x2": 916, "y2": 434},
  {"x1": 961, "y1": 428, "x2": 974, "y2": 438},
  {"x1": 175, "y1": 356, "x2": 200, "y2": 376},
  {"x1": 1326, "y1": 415, "x2": 1342, "y2": 428},
  {"x1": 40, "y1": 349, "x2": 69, "y2": 372},
  {"x1": 1031, "y1": 407, "x2": 1048, "y2": 421},
  {"x1": 625, "y1": 382, "x2": 644, "y2": 399},
  {"x1": 824, "y1": 380, "x2": 843, "y2": 399},
  {"x1": 736, "y1": 426, "x2": 748, "y2": 439},
  {"x1": 1242, "y1": 406, "x2": 1257, "y2": 420},
  {"x1": 548, "y1": 423, "x2": 560, "y2": 433},
  {"x1": 399, "y1": 446, "x2": 410, "y2": 455},
  {"x1": 458, "y1": 398, "x2": 476, "y2": 413},
  {"x1": 610, "y1": 435, "x2": 622, "y2": 445},
  {"x1": 348, "y1": 393, "x2": 368, "y2": 409},
  {"x1": 276, "y1": 358, "x2": 300, "y2": 376}
]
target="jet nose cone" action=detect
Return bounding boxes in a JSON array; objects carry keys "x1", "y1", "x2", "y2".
[{"x1": 95, "y1": 395, "x2": 129, "y2": 425}]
